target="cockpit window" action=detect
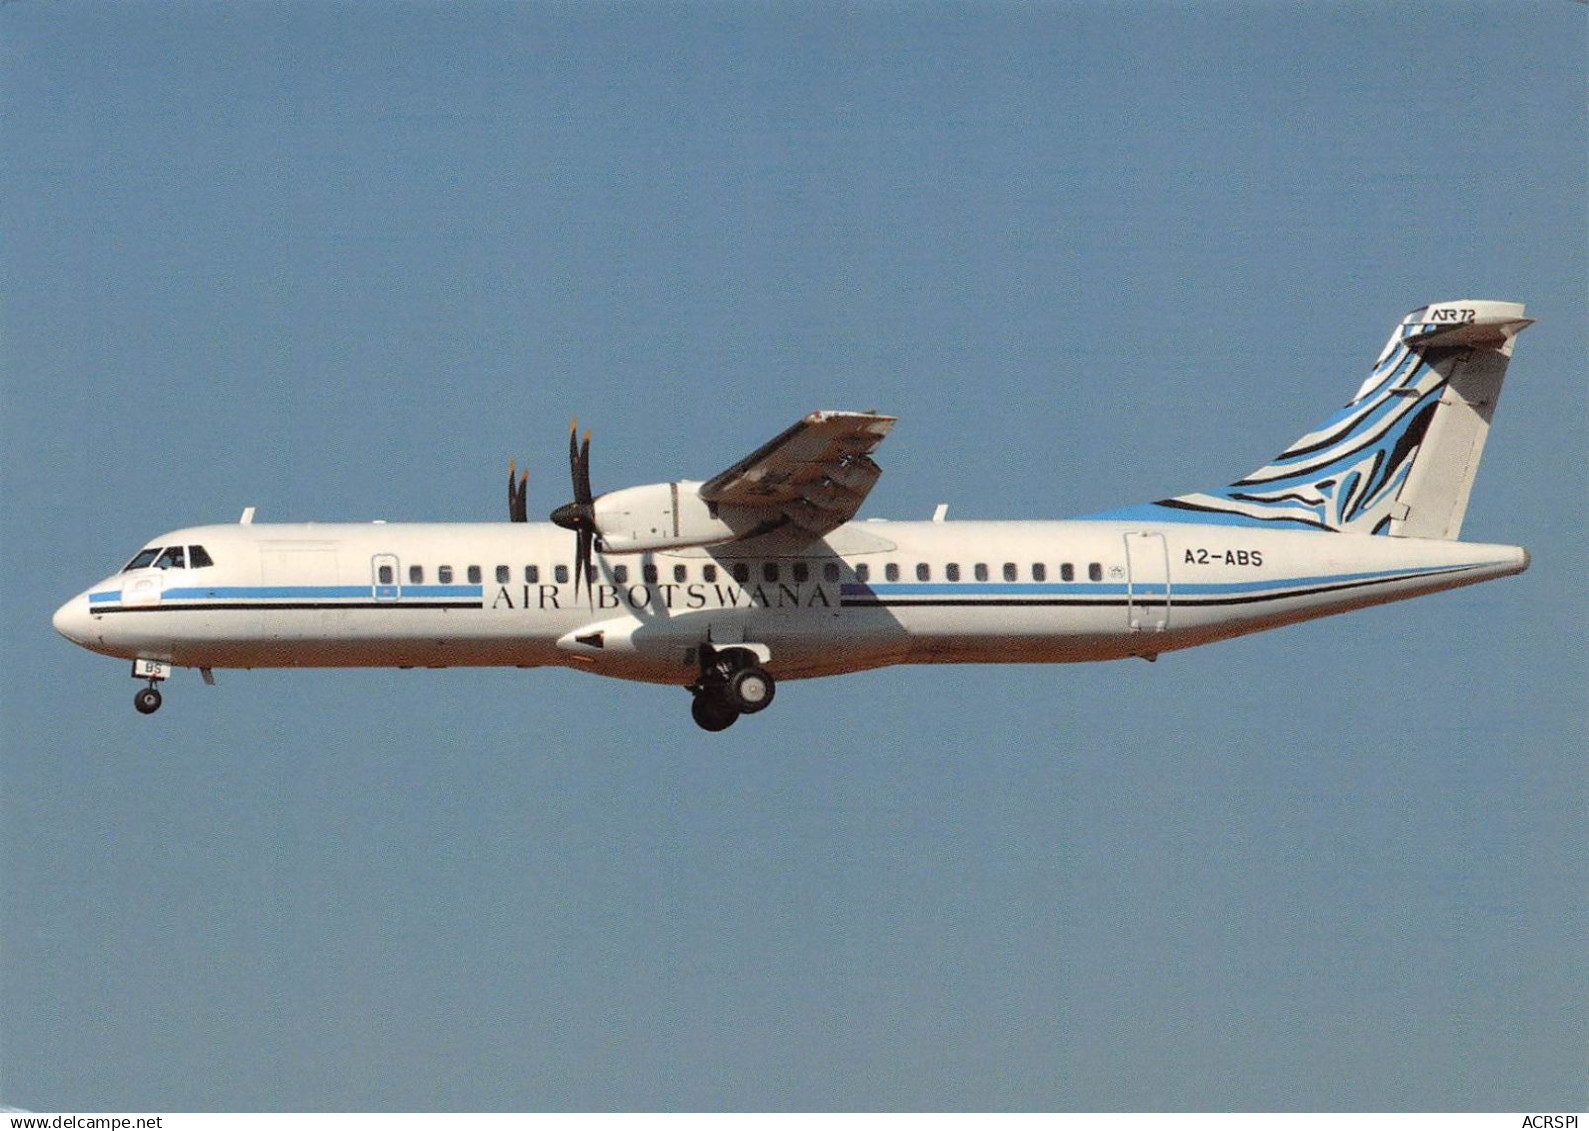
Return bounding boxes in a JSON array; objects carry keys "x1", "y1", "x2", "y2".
[
  {"x1": 188, "y1": 545, "x2": 214, "y2": 568},
  {"x1": 154, "y1": 547, "x2": 187, "y2": 570},
  {"x1": 124, "y1": 548, "x2": 161, "y2": 571}
]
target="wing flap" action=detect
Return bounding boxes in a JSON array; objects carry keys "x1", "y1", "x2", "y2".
[{"x1": 700, "y1": 410, "x2": 896, "y2": 537}]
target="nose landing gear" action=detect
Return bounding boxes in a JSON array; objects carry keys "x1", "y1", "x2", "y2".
[
  {"x1": 130, "y1": 657, "x2": 172, "y2": 715},
  {"x1": 688, "y1": 646, "x2": 776, "y2": 731}
]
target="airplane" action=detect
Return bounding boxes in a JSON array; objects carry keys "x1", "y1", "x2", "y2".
[{"x1": 54, "y1": 300, "x2": 1533, "y2": 731}]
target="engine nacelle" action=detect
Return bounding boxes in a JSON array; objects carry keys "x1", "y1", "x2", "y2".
[{"x1": 591, "y1": 480, "x2": 741, "y2": 553}]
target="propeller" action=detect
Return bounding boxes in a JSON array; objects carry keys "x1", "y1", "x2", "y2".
[
  {"x1": 507, "y1": 460, "x2": 528, "y2": 523},
  {"x1": 549, "y1": 419, "x2": 596, "y2": 603}
]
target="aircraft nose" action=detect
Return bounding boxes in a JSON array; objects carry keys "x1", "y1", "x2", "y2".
[{"x1": 53, "y1": 594, "x2": 93, "y2": 645}]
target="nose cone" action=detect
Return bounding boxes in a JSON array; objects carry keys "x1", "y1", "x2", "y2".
[{"x1": 53, "y1": 594, "x2": 93, "y2": 646}]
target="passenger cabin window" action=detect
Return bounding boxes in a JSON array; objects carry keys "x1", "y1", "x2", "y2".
[
  {"x1": 1061, "y1": 563, "x2": 1075, "y2": 582},
  {"x1": 409, "y1": 565, "x2": 424, "y2": 584},
  {"x1": 855, "y1": 563, "x2": 870, "y2": 582},
  {"x1": 1089, "y1": 562, "x2": 1103, "y2": 582},
  {"x1": 673, "y1": 564, "x2": 687, "y2": 583},
  {"x1": 124, "y1": 549, "x2": 162, "y2": 571},
  {"x1": 526, "y1": 565, "x2": 539, "y2": 584},
  {"x1": 155, "y1": 547, "x2": 186, "y2": 570},
  {"x1": 188, "y1": 546, "x2": 214, "y2": 569},
  {"x1": 496, "y1": 565, "x2": 510, "y2": 584},
  {"x1": 974, "y1": 563, "x2": 988, "y2": 582},
  {"x1": 1032, "y1": 563, "x2": 1046, "y2": 582},
  {"x1": 439, "y1": 566, "x2": 454, "y2": 584},
  {"x1": 1003, "y1": 563, "x2": 1017, "y2": 582},
  {"x1": 613, "y1": 564, "x2": 629, "y2": 584},
  {"x1": 823, "y1": 563, "x2": 840, "y2": 583},
  {"x1": 732, "y1": 563, "x2": 750, "y2": 584},
  {"x1": 763, "y1": 563, "x2": 779, "y2": 583},
  {"x1": 644, "y1": 564, "x2": 659, "y2": 584},
  {"x1": 467, "y1": 566, "x2": 482, "y2": 584},
  {"x1": 916, "y1": 563, "x2": 931, "y2": 582},
  {"x1": 793, "y1": 562, "x2": 809, "y2": 583},
  {"x1": 554, "y1": 564, "x2": 569, "y2": 584},
  {"x1": 946, "y1": 563, "x2": 961, "y2": 582},
  {"x1": 703, "y1": 564, "x2": 718, "y2": 583},
  {"x1": 378, "y1": 564, "x2": 394, "y2": 585},
  {"x1": 885, "y1": 563, "x2": 900, "y2": 582}
]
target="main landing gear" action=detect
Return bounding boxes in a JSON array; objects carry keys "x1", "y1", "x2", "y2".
[{"x1": 688, "y1": 646, "x2": 776, "y2": 732}]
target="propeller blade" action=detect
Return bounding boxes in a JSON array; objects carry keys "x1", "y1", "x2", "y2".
[
  {"x1": 577, "y1": 528, "x2": 594, "y2": 605},
  {"x1": 507, "y1": 460, "x2": 528, "y2": 523},
  {"x1": 567, "y1": 418, "x2": 582, "y2": 499},
  {"x1": 552, "y1": 418, "x2": 597, "y2": 605},
  {"x1": 576, "y1": 430, "x2": 592, "y2": 506}
]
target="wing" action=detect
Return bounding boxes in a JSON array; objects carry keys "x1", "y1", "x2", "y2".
[{"x1": 699, "y1": 410, "x2": 897, "y2": 539}]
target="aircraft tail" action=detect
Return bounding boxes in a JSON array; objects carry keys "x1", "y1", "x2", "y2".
[{"x1": 1120, "y1": 300, "x2": 1532, "y2": 538}]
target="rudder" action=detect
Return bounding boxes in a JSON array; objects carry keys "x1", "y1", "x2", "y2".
[{"x1": 1382, "y1": 304, "x2": 1528, "y2": 538}]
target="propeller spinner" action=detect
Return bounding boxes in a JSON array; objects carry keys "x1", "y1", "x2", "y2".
[{"x1": 549, "y1": 420, "x2": 596, "y2": 603}]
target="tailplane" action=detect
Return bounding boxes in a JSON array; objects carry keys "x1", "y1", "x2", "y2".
[{"x1": 1099, "y1": 300, "x2": 1532, "y2": 537}]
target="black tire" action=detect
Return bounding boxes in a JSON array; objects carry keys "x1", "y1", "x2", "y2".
[
  {"x1": 691, "y1": 694, "x2": 739, "y2": 732},
  {"x1": 723, "y1": 665, "x2": 775, "y2": 714},
  {"x1": 134, "y1": 687, "x2": 162, "y2": 715}
]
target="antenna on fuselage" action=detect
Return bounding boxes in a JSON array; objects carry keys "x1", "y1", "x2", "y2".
[{"x1": 239, "y1": 507, "x2": 256, "y2": 525}]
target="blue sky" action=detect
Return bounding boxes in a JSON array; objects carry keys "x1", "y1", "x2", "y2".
[{"x1": 4, "y1": 0, "x2": 1584, "y2": 1112}]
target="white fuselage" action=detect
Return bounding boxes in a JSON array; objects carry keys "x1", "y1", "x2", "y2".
[{"x1": 54, "y1": 519, "x2": 1528, "y2": 686}]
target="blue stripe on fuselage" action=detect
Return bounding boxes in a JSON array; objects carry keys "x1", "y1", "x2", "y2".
[
  {"x1": 842, "y1": 562, "x2": 1475, "y2": 602},
  {"x1": 86, "y1": 583, "x2": 485, "y2": 607}
]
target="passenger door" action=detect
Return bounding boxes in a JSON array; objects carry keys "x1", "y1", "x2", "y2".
[{"x1": 1123, "y1": 532, "x2": 1170, "y2": 632}]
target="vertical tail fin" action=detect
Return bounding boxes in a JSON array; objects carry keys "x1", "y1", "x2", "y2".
[{"x1": 1128, "y1": 301, "x2": 1532, "y2": 537}]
